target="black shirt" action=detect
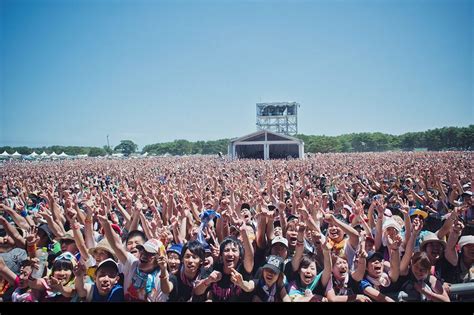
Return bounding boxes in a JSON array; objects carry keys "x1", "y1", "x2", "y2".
[
  {"x1": 168, "y1": 267, "x2": 207, "y2": 302},
  {"x1": 208, "y1": 262, "x2": 253, "y2": 302},
  {"x1": 252, "y1": 277, "x2": 286, "y2": 302}
]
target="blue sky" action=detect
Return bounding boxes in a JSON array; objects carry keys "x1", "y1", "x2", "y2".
[{"x1": 1, "y1": 0, "x2": 472, "y2": 149}]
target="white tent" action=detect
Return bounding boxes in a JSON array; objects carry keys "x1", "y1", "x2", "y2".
[
  {"x1": 40, "y1": 151, "x2": 49, "y2": 157},
  {"x1": 76, "y1": 154, "x2": 88, "y2": 158},
  {"x1": 58, "y1": 152, "x2": 69, "y2": 158},
  {"x1": 50, "y1": 152, "x2": 58, "y2": 157},
  {"x1": 29, "y1": 151, "x2": 39, "y2": 157},
  {"x1": 11, "y1": 151, "x2": 22, "y2": 158},
  {"x1": 142, "y1": 152, "x2": 149, "y2": 157},
  {"x1": 0, "y1": 151, "x2": 10, "y2": 157}
]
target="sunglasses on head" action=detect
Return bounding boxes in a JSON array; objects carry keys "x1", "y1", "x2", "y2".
[{"x1": 54, "y1": 251, "x2": 77, "y2": 264}]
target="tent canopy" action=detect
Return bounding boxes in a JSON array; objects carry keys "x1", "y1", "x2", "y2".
[{"x1": 228, "y1": 130, "x2": 304, "y2": 160}]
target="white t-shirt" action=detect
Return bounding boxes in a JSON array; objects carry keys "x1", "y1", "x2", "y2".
[
  {"x1": 344, "y1": 240, "x2": 357, "y2": 271},
  {"x1": 121, "y1": 252, "x2": 168, "y2": 302}
]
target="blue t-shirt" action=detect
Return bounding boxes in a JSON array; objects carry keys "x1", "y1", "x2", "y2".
[{"x1": 91, "y1": 284, "x2": 124, "y2": 302}]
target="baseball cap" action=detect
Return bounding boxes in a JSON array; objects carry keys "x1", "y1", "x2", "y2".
[
  {"x1": 366, "y1": 251, "x2": 384, "y2": 262},
  {"x1": 262, "y1": 255, "x2": 284, "y2": 274},
  {"x1": 409, "y1": 208, "x2": 428, "y2": 220},
  {"x1": 166, "y1": 243, "x2": 183, "y2": 256},
  {"x1": 136, "y1": 238, "x2": 165, "y2": 255},
  {"x1": 287, "y1": 214, "x2": 299, "y2": 222},
  {"x1": 96, "y1": 258, "x2": 119, "y2": 273},
  {"x1": 271, "y1": 236, "x2": 288, "y2": 248}
]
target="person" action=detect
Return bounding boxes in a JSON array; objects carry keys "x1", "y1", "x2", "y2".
[
  {"x1": 401, "y1": 208, "x2": 430, "y2": 252},
  {"x1": 203, "y1": 244, "x2": 215, "y2": 272},
  {"x1": 0, "y1": 258, "x2": 38, "y2": 302},
  {"x1": 81, "y1": 238, "x2": 118, "y2": 280},
  {"x1": 74, "y1": 258, "x2": 124, "y2": 302},
  {"x1": 418, "y1": 231, "x2": 456, "y2": 284},
  {"x1": 159, "y1": 240, "x2": 205, "y2": 302},
  {"x1": 196, "y1": 236, "x2": 254, "y2": 302},
  {"x1": 251, "y1": 255, "x2": 290, "y2": 302},
  {"x1": 397, "y1": 251, "x2": 450, "y2": 302},
  {"x1": 445, "y1": 231, "x2": 474, "y2": 284},
  {"x1": 325, "y1": 234, "x2": 371, "y2": 302},
  {"x1": 29, "y1": 252, "x2": 77, "y2": 302},
  {"x1": 124, "y1": 230, "x2": 147, "y2": 259},
  {"x1": 97, "y1": 215, "x2": 167, "y2": 302},
  {"x1": 285, "y1": 222, "x2": 331, "y2": 302},
  {"x1": 323, "y1": 214, "x2": 359, "y2": 270},
  {"x1": 165, "y1": 243, "x2": 183, "y2": 276}
]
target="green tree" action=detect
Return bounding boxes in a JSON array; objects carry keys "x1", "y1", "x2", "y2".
[
  {"x1": 88, "y1": 147, "x2": 107, "y2": 157},
  {"x1": 103, "y1": 145, "x2": 113, "y2": 155},
  {"x1": 114, "y1": 140, "x2": 138, "y2": 156}
]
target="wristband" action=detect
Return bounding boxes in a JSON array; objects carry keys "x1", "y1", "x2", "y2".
[{"x1": 27, "y1": 243, "x2": 37, "y2": 253}]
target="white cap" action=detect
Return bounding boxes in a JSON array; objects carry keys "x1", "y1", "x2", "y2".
[
  {"x1": 382, "y1": 217, "x2": 401, "y2": 232},
  {"x1": 271, "y1": 236, "x2": 289, "y2": 248},
  {"x1": 459, "y1": 235, "x2": 474, "y2": 250}
]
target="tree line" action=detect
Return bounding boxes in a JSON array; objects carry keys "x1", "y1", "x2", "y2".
[{"x1": 1, "y1": 125, "x2": 472, "y2": 157}]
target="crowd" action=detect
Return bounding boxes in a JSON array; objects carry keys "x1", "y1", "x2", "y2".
[{"x1": 0, "y1": 151, "x2": 472, "y2": 302}]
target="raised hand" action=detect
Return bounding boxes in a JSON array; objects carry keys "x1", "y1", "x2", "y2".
[
  {"x1": 65, "y1": 207, "x2": 78, "y2": 223},
  {"x1": 157, "y1": 255, "x2": 168, "y2": 270},
  {"x1": 25, "y1": 226, "x2": 40, "y2": 245},
  {"x1": 73, "y1": 262, "x2": 86, "y2": 278},
  {"x1": 387, "y1": 233, "x2": 403, "y2": 251},
  {"x1": 207, "y1": 270, "x2": 222, "y2": 284},
  {"x1": 210, "y1": 243, "x2": 220, "y2": 260},
  {"x1": 452, "y1": 216, "x2": 464, "y2": 234},
  {"x1": 49, "y1": 276, "x2": 63, "y2": 292},
  {"x1": 230, "y1": 268, "x2": 244, "y2": 287}
]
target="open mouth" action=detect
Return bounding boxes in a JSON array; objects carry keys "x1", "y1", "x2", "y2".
[
  {"x1": 100, "y1": 282, "x2": 111, "y2": 291},
  {"x1": 265, "y1": 273, "x2": 275, "y2": 282},
  {"x1": 373, "y1": 265, "x2": 383, "y2": 273},
  {"x1": 224, "y1": 257, "x2": 235, "y2": 267},
  {"x1": 302, "y1": 274, "x2": 314, "y2": 284}
]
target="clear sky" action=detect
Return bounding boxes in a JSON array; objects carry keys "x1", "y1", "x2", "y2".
[{"x1": 1, "y1": 0, "x2": 472, "y2": 149}]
